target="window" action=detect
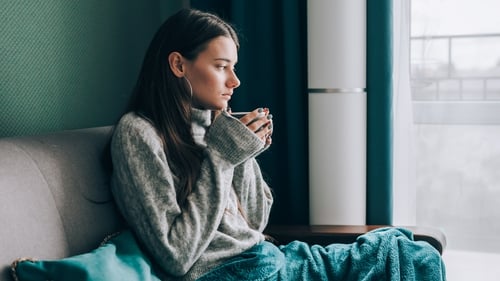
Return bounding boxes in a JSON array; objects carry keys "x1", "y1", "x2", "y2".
[
  {"x1": 409, "y1": 0, "x2": 500, "y2": 278},
  {"x1": 411, "y1": 0, "x2": 500, "y2": 252}
]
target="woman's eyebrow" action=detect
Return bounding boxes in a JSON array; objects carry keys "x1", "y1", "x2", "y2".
[{"x1": 214, "y1": 58, "x2": 237, "y2": 64}]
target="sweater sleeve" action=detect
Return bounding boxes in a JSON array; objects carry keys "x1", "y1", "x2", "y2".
[
  {"x1": 214, "y1": 112, "x2": 274, "y2": 231},
  {"x1": 110, "y1": 114, "x2": 265, "y2": 277},
  {"x1": 232, "y1": 159, "x2": 274, "y2": 232},
  {"x1": 208, "y1": 112, "x2": 274, "y2": 231}
]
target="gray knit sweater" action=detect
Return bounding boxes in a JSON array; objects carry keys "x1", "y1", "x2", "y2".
[{"x1": 110, "y1": 108, "x2": 274, "y2": 281}]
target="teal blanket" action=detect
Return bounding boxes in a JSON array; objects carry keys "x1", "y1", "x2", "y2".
[{"x1": 197, "y1": 227, "x2": 446, "y2": 281}]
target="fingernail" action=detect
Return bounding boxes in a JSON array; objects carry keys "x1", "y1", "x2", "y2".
[
  {"x1": 267, "y1": 114, "x2": 273, "y2": 120},
  {"x1": 258, "y1": 108, "x2": 263, "y2": 113},
  {"x1": 268, "y1": 124, "x2": 273, "y2": 130}
]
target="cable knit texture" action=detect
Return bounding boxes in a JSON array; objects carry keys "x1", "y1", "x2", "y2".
[{"x1": 110, "y1": 109, "x2": 274, "y2": 281}]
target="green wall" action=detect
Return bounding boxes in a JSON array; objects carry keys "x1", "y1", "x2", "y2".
[{"x1": 0, "y1": 1, "x2": 185, "y2": 137}]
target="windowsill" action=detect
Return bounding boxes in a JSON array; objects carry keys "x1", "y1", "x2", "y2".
[{"x1": 443, "y1": 250, "x2": 500, "y2": 280}]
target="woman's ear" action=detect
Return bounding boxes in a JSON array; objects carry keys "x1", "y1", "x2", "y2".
[{"x1": 168, "y1": 52, "x2": 185, "y2": 78}]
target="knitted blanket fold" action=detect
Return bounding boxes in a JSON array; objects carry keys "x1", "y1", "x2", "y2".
[{"x1": 197, "y1": 227, "x2": 446, "y2": 281}]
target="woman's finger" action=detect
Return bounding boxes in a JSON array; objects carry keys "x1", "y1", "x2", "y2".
[
  {"x1": 255, "y1": 120, "x2": 273, "y2": 141},
  {"x1": 239, "y1": 108, "x2": 265, "y2": 125}
]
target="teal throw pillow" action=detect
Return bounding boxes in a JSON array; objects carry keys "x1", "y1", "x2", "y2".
[{"x1": 11, "y1": 230, "x2": 161, "y2": 281}]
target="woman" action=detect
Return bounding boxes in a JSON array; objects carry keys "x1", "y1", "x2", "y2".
[
  {"x1": 111, "y1": 8, "x2": 445, "y2": 281},
  {"x1": 110, "y1": 8, "x2": 274, "y2": 281}
]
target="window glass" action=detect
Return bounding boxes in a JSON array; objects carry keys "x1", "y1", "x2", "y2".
[{"x1": 411, "y1": 0, "x2": 500, "y2": 253}]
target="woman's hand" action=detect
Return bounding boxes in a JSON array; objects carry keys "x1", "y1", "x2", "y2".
[{"x1": 233, "y1": 108, "x2": 273, "y2": 145}]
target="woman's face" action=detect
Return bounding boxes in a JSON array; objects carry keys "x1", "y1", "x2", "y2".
[{"x1": 184, "y1": 36, "x2": 240, "y2": 110}]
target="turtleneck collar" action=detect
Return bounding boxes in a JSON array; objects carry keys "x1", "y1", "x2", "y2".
[{"x1": 191, "y1": 108, "x2": 213, "y2": 146}]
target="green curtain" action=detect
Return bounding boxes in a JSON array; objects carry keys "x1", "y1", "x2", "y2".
[
  {"x1": 366, "y1": 0, "x2": 393, "y2": 225},
  {"x1": 192, "y1": 0, "x2": 394, "y2": 225},
  {"x1": 191, "y1": 0, "x2": 309, "y2": 224}
]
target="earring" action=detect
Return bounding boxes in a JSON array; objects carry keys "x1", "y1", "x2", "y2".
[{"x1": 183, "y1": 76, "x2": 193, "y2": 97}]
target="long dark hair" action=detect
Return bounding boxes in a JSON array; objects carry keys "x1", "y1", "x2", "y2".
[{"x1": 127, "y1": 9, "x2": 239, "y2": 206}]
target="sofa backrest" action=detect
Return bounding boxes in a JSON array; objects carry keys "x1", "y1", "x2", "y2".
[{"x1": 0, "y1": 126, "x2": 124, "y2": 281}]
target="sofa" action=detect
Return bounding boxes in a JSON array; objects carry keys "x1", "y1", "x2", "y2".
[
  {"x1": 0, "y1": 126, "x2": 124, "y2": 280},
  {"x1": 0, "y1": 126, "x2": 446, "y2": 281}
]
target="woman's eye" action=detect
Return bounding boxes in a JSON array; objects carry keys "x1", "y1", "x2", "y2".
[{"x1": 216, "y1": 65, "x2": 236, "y2": 72}]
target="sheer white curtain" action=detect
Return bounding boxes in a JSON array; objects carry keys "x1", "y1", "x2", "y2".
[
  {"x1": 394, "y1": 1, "x2": 500, "y2": 278},
  {"x1": 392, "y1": 0, "x2": 416, "y2": 225},
  {"x1": 397, "y1": 0, "x2": 500, "y2": 253}
]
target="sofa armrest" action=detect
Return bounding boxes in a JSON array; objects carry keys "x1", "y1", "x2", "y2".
[{"x1": 265, "y1": 225, "x2": 446, "y2": 255}]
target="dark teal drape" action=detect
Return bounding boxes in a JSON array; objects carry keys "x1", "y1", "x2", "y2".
[
  {"x1": 192, "y1": 0, "x2": 394, "y2": 225},
  {"x1": 366, "y1": 0, "x2": 393, "y2": 225},
  {"x1": 191, "y1": 0, "x2": 309, "y2": 224}
]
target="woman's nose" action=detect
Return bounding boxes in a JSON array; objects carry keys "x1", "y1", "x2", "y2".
[{"x1": 228, "y1": 72, "x2": 240, "y2": 89}]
